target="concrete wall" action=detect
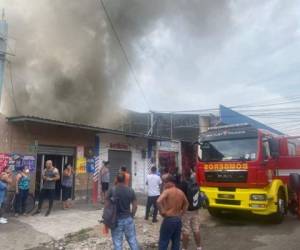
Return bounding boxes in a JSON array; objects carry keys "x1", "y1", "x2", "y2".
[
  {"x1": 98, "y1": 133, "x2": 148, "y2": 193},
  {"x1": 0, "y1": 114, "x2": 97, "y2": 197}
]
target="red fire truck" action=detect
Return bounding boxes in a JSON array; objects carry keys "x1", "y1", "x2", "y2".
[{"x1": 196, "y1": 123, "x2": 300, "y2": 223}]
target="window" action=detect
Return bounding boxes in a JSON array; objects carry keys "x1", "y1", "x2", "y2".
[
  {"x1": 263, "y1": 140, "x2": 271, "y2": 160},
  {"x1": 200, "y1": 138, "x2": 258, "y2": 162}
]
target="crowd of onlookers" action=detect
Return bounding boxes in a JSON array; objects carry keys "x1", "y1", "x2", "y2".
[
  {"x1": 1, "y1": 160, "x2": 203, "y2": 250},
  {"x1": 102, "y1": 162, "x2": 203, "y2": 250},
  {"x1": 0, "y1": 160, "x2": 74, "y2": 222}
]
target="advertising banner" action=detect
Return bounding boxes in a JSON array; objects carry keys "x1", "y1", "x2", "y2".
[{"x1": 76, "y1": 157, "x2": 86, "y2": 174}]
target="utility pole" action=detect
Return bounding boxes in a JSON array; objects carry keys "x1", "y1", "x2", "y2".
[{"x1": 0, "y1": 9, "x2": 8, "y2": 107}]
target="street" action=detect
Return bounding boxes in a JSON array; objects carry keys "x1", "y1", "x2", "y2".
[{"x1": 1, "y1": 203, "x2": 300, "y2": 250}]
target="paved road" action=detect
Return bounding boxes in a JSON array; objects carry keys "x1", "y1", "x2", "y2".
[
  {"x1": 197, "y1": 211, "x2": 300, "y2": 250},
  {"x1": 1, "y1": 205, "x2": 300, "y2": 250}
]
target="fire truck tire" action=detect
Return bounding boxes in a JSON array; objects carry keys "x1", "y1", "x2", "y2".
[
  {"x1": 289, "y1": 173, "x2": 300, "y2": 192},
  {"x1": 208, "y1": 208, "x2": 222, "y2": 217},
  {"x1": 271, "y1": 190, "x2": 286, "y2": 224}
]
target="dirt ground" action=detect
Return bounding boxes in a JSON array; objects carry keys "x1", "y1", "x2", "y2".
[{"x1": 1, "y1": 204, "x2": 300, "y2": 250}]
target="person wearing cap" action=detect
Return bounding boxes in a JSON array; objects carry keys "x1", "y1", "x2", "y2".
[
  {"x1": 157, "y1": 176, "x2": 189, "y2": 250},
  {"x1": 100, "y1": 161, "x2": 110, "y2": 204}
]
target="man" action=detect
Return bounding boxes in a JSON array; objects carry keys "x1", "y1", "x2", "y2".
[
  {"x1": 100, "y1": 161, "x2": 110, "y2": 204},
  {"x1": 180, "y1": 170, "x2": 203, "y2": 250},
  {"x1": 161, "y1": 168, "x2": 171, "y2": 191},
  {"x1": 157, "y1": 176, "x2": 189, "y2": 250},
  {"x1": 145, "y1": 166, "x2": 162, "y2": 223},
  {"x1": 107, "y1": 173, "x2": 139, "y2": 250},
  {"x1": 33, "y1": 160, "x2": 60, "y2": 216},
  {"x1": 121, "y1": 166, "x2": 130, "y2": 186}
]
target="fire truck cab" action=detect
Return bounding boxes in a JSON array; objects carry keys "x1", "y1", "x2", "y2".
[{"x1": 197, "y1": 123, "x2": 300, "y2": 223}]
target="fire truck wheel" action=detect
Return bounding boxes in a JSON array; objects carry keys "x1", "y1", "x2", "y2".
[
  {"x1": 208, "y1": 207, "x2": 222, "y2": 217},
  {"x1": 271, "y1": 190, "x2": 286, "y2": 224},
  {"x1": 289, "y1": 173, "x2": 300, "y2": 192}
]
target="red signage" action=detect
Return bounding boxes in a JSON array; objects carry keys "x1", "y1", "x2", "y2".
[
  {"x1": 0, "y1": 153, "x2": 9, "y2": 174},
  {"x1": 110, "y1": 143, "x2": 129, "y2": 150}
]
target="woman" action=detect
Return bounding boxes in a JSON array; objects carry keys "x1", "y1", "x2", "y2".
[
  {"x1": 0, "y1": 168, "x2": 12, "y2": 224},
  {"x1": 15, "y1": 166, "x2": 30, "y2": 216},
  {"x1": 61, "y1": 163, "x2": 74, "y2": 209}
]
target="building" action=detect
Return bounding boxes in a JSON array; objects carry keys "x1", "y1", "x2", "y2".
[{"x1": 0, "y1": 114, "x2": 172, "y2": 201}]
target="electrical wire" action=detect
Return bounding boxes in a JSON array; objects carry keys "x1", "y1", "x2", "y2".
[{"x1": 97, "y1": 0, "x2": 150, "y2": 111}]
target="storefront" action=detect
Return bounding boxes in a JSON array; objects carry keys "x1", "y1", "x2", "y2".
[
  {"x1": 156, "y1": 141, "x2": 181, "y2": 174},
  {"x1": 0, "y1": 114, "x2": 158, "y2": 200},
  {"x1": 98, "y1": 133, "x2": 149, "y2": 193}
]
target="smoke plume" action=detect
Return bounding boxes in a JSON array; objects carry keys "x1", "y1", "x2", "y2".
[
  {"x1": 1, "y1": 0, "x2": 128, "y2": 127},
  {"x1": 1, "y1": 0, "x2": 234, "y2": 126}
]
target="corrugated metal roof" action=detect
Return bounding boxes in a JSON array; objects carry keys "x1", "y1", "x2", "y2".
[{"x1": 7, "y1": 115, "x2": 171, "y2": 140}]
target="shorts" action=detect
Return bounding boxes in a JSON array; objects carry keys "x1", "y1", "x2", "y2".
[
  {"x1": 182, "y1": 210, "x2": 201, "y2": 234},
  {"x1": 62, "y1": 186, "x2": 72, "y2": 201},
  {"x1": 101, "y1": 182, "x2": 109, "y2": 192}
]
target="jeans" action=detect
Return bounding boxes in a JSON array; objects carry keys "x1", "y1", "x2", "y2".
[
  {"x1": 111, "y1": 216, "x2": 139, "y2": 250},
  {"x1": 15, "y1": 189, "x2": 29, "y2": 214},
  {"x1": 145, "y1": 195, "x2": 159, "y2": 221},
  {"x1": 38, "y1": 189, "x2": 55, "y2": 211},
  {"x1": 159, "y1": 216, "x2": 182, "y2": 250}
]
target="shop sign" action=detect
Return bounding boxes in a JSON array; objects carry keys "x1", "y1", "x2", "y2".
[
  {"x1": 9, "y1": 153, "x2": 23, "y2": 172},
  {"x1": 76, "y1": 157, "x2": 86, "y2": 174},
  {"x1": 76, "y1": 146, "x2": 85, "y2": 158},
  {"x1": 86, "y1": 157, "x2": 95, "y2": 173},
  {"x1": 157, "y1": 141, "x2": 180, "y2": 152},
  {"x1": 0, "y1": 153, "x2": 9, "y2": 174},
  {"x1": 109, "y1": 143, "x2": 129, "y2": 150},
  {"x1": 22, "y1": 155, "x2": 36, "y2": 172},
  {"x1": 0, "y1": 153, "x2": 36, "y2": 173}
]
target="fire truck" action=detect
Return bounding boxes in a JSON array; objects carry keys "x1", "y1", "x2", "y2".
[{"x1": 196, "y1": 123, "x2": 300, "y2": 223}]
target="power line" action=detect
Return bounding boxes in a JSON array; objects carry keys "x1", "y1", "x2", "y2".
[{"x1": 97, "y1": 0, "x2": 150, "y2": 110}]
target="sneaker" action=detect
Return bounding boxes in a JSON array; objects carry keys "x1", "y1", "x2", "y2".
[
  {"x1": 15, "y1": 213, "x2": 19, "y2": 217},
  {"x1": 0, "y1": 218, "x2": 8, "y2": 224},
  {"x1": 152, "y1": 219, "x2": 159, "y2": 223}
]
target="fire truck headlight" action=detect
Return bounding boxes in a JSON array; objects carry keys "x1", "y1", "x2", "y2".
[{"x1": 250, "y1": 194, "x2": 267, "y2": 201}]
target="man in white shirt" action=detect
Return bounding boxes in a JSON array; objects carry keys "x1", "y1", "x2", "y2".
[{"x1": 145, "y1": 166, "x2": 162, "y2": 223}]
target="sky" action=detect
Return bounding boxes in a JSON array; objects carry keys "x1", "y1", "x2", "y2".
[
  {"x1": 1, "y1": 0, "x2": 300, "y2": 134},
  {"x1": 108, "y1": 0, "x2": 300, "y2": 134}
]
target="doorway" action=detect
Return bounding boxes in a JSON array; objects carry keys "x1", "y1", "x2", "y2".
[
  {"x1": 35, "y1": 146, "x2": 75, "y2": 200},
  {"x1": 108, "y1": 150, "x2": 132, "y2": 185}
]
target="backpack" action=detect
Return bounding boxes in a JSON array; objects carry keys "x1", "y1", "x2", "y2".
[
  {"x1": 102, "y1": 187, "x2": 118, "y2": 229},
  {"x1": 186, "y1": 179, "x2": 202, "y2": 210}
]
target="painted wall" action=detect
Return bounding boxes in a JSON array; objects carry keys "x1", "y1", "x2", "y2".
[{"x1": 98, "y1": 133, "x2": 148, "y2": 193}]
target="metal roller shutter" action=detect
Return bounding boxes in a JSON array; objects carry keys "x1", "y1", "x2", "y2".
[
  {"x1": 37, "y1": 145, "x2": 75, "y2": 156},
  {"x1": 108, "y1": 150, "x2": 132, "y2": 185}
]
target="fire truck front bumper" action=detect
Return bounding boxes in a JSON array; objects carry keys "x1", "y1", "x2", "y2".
[{"x1": 200, "y1": 186, "x2": 278, "y2": 215}]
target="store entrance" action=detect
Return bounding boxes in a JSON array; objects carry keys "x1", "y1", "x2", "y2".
[{"x1": 36, "y1": 153, "x2": 74, "y2": 200}]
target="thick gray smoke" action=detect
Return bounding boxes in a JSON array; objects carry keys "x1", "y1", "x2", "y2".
[
  {"x1": 1, "y1": 0, "x2": 233, "y2": 126},
  {"x1": 2, "y1": 0, "x2": 127, "y2": 127}
]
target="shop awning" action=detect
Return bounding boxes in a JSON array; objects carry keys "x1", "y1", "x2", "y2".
[{"x1": 7, "y1": 115, "x2": 171, "y2": 141}]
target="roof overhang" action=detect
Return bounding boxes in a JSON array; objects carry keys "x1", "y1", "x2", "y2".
[{"x1": 7, "y1": 115, "x2": 170, "y2": 141}]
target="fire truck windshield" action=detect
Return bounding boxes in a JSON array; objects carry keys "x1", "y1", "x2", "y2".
[{"x1": 200, "y1": 138, "x2": 258, "y2": 162}]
